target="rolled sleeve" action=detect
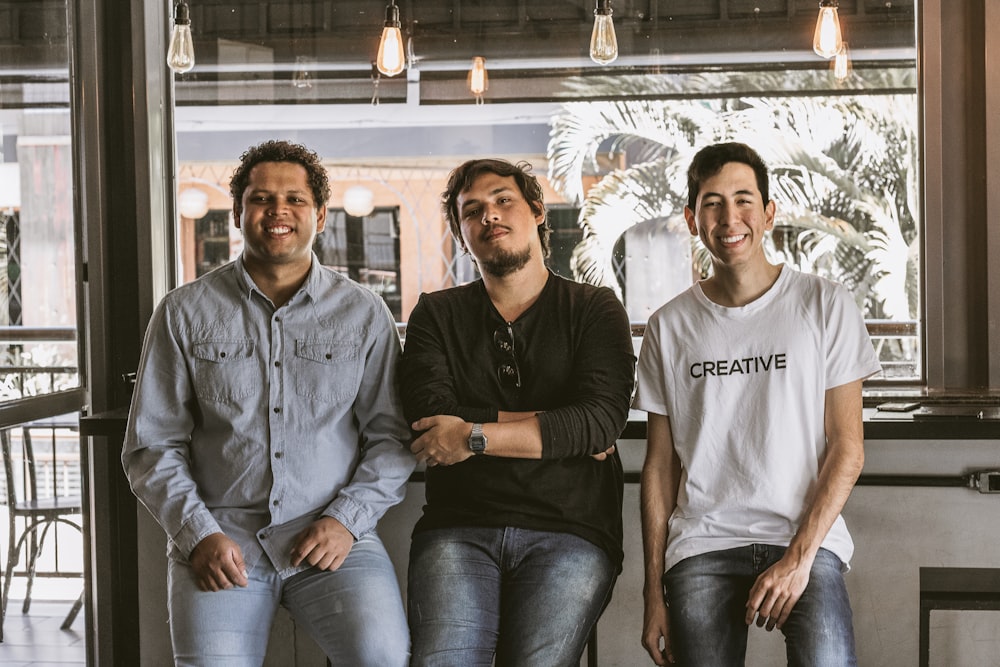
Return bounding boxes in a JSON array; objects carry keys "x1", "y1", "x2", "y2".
[{"x1": 538, "y1": 288, "x2": 635, "y2": 458}]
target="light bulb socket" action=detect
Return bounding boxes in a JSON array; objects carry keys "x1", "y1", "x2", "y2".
[
  {"x1": 384, "y1": 2, "x2": 400, "y2": 28},
  {"x1": 594, "y1": 0, "x2": 613, "y2": 16},
  {"x1": 173, "y1": 0, "x2": 191, "y2": 25},
  {"x1": 818, "y1": 0, "x2": 838, "y2": 7}
]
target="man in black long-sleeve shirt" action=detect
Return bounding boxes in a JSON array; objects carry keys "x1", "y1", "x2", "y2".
[{"x1": 399, "y1": 158, "x2": 636, "y2": 667}]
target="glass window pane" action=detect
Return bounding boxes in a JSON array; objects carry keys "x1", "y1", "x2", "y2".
[
  {"x1": 172, "y1": 1, "x2": 917, "y2": 382},
  {"x1": 0, "y1": 3, "x2": 79, "y2": 401}
]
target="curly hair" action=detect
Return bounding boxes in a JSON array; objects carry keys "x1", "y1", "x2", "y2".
[
  {"x1": 686, "y1": 142, "x2": 770, "y2": 211},
  {"x1": 229, "y1": 140, "x2": 331, "y2": 217},
  {"x1": 441, "y1": 158, "x2": 552, "y2": 258}
]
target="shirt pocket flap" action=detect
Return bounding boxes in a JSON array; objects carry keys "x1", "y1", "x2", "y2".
[
  {"x1": 192, "y1": 340, "x2": 255, "y2": 363},
  {"x1": 295, "y1": 341, "x2": 358, "y2": 364}
]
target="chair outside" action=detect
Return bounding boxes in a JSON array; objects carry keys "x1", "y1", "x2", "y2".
[{"x1": 0, "y1": 419, "x2": 84, "y2": 642}]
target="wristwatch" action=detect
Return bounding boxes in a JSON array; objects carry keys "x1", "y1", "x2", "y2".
[{"x1": 468, "y1": 423, "x2": 488, "y2": 455}]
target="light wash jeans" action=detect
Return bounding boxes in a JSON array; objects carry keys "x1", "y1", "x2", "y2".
[
  {"x1": 407, "y1": 526, "x2": 617, "y2": 667},
  {"x1": 663, "y1": 544, "x2": 857, "y2": 667},
  {"x1": 167, "y1": 531, "x2": 408, "y2": 667}
]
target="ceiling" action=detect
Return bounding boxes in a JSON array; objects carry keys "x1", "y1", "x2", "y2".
[
  {"x1": 0, "y1": 0, "x2": 916, "y2": 72},
  {"x1": 191, "y1": 0, "x2": 916, "y2": 68}
]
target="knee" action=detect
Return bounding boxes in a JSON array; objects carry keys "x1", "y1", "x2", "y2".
[{"x1": 360, "y1": 636, "x2": 410, "y2": 667}]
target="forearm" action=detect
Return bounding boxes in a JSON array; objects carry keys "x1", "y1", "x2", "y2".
[
  {"x1": 123, "y1": 445, "x2": 220, "y2": 556},
  {"x1": 641, "y1": 477, "x2": 672, "y2": 600},
  {"x1": 640, "y1": 413, "x2": 681, "y2": 598},
  {"x1": 498, "y1": 410, "x2": 537, "y2": 422},
  {"x1": 480, "y1": 417, "x2": 543, "y2": 459},
  {"x1": 786, "y1": 435, "x2": 864, "y2": 564},
  {"x1": 786, "y1": 379, "x2": 866, "y2": 565}
]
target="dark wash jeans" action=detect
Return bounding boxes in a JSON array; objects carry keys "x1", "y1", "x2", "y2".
[
  {"x1": 663, "y1": 544, "x2": 858, "y2": 667},
  {"x1": 407, "y1": 526, "x2": 616, "y2": 667}
]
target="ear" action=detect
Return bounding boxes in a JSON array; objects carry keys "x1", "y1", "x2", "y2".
[
  {"x1": 233, "y1": 205, "x2": 241, "y2": 229},
  {"x1": 764, "y1": 200, "x2": 776, "y2": 230},
  {"x1": 684, "y1": 206, "x2": 698, "y2": 236},
  {"x1": 316, "y1": 205, "x2": 327, "y2": 233},
  {"x1": 531, "y1": 202, "x2": 545, "y2": 226}
]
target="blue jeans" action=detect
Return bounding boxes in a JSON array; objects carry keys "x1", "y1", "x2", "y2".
[
  {"x1": 407, "y1": 526, "x2": 616, "y2": 667},
  {"x1": 167, "y1": 531, "x2": 409, "y2": 667},
  {"x1": 663, "y1": 545, "x2": 857, "y2": 667}
]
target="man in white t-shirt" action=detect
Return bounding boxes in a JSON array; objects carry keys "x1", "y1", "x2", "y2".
[{"x1": 634, "y1": 142, "x2": 881, "y2": 666}]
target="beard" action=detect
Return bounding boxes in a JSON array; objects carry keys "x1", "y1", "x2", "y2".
[{"x1": 478, "y1": 246, "x2": 532, "y2": 278}]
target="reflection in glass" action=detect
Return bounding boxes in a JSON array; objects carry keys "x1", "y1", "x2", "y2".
[{"x1": 172, "y1": 2, "x2": 918, "y2": 380}]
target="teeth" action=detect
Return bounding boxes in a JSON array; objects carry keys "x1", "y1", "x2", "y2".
[
  {"x1": 722, "y1": 234, "x2": 745, "y2": 243},
  {"x1": 268, "y1": 226, "x2": 291, "y2": 234}
]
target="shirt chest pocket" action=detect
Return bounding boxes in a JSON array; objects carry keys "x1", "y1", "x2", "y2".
[
  {"x1": 191, "y1": 340, "x2": 257, "y2": 403},
  {"x1": 292, "y1": 340, "x2": 361, "y2": 403}
]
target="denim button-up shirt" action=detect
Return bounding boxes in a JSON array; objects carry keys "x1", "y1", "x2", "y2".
[{"x1": 123, "y1": 255, "x2": 415, "y2": 578}]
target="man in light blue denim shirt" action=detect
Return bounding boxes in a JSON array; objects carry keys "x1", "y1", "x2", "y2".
[{"x1": 123, "y1": 140, "x2": 415, "y2": 666}]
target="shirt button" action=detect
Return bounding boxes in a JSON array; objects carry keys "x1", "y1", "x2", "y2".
[
  {"x1": 272, "y1": 499, "x2": 280, "y2": 506},
  {"x1": 273, "y1": 407, "x2": 281, "y2": 414},
  {"x1": 274, "y1": 361, "x2": 281, "y2": 368},
  {"x1": 274, "y1": 451, "x2": 283, "y2": 459},
  {"x1": 274, "y1": 317, "x2": 282, "y2": 323}
]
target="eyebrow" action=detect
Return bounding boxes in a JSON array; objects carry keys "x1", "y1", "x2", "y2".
[
  {"x1": 247, "y1": 188, "x2": 311, "y2": 198},
  {"x1": 701, "y1": 188, "x2": 757, "y2": 199},
  {"x1": 459, "y1": 186, "x2": 514, "y2": 212}
]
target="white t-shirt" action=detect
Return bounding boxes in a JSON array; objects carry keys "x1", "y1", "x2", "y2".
[{"x1": 633, "y1": 266, "x2": 882, "y2": 572}]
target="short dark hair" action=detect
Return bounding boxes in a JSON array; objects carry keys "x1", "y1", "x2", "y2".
[
  {"x1": 442, "y1": 158, "x2": 552, "y2": 258},
  {"x1": 686, "y1": 142, "x2": 770, "y2": 210},
  {"x1": 229, "y1": 140, "x2": 331, "y2": 217}
]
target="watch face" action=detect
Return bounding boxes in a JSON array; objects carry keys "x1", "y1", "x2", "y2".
[{"x1": 468, "y1": 424, "x2": 487, "y2": 453}]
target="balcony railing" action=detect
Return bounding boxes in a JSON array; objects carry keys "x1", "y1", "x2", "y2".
[{"x1": 0, "y1": 326, "x2": 79, "y2": 402}]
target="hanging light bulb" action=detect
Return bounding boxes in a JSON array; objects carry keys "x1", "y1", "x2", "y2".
[
  {"x1": 590, "y1": 0, "x2": 618, "y2": 65},
  {"x1": 167, "y1": 0, "x2": 195, "y2": 73},
  {"x1": 292, "y1": 56, "x2": 315, "y2": 89},
  {"x1": 468, "y1": 56, "x2": 488, "y2": 104},
  {"x1": 376, "y1": 1, "x2": 405, "y2": 77},
  {"x1": 832, "y1": 42, "x2": 852, "y2": 81},
  {"x1": 370, "y1": 63, "x2": 381, "y2": 106},
  {"x1": 812, "y1": 0, "x2": 843, "y2": 59}
]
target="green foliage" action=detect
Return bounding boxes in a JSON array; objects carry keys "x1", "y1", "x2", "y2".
[{"x1": 546, "y1": 69, "x2": 919, "y2": 321}]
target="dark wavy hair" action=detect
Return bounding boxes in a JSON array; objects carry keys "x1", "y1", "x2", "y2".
[
  {"x1": 442, "y1": 158, "x2": 552, "y2": 258},
  {"x1": 686, "y1": 142, "x2": 771, "y2": 210},
  {"x1": 229, "y1": 140, "x2": 331, "y2": 217}
]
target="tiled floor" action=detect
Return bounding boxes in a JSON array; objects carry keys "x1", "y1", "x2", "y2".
[
  {"x1": 0, "y1": 587, "x2": 85, "y2": 666},
  {"x1": 0, "y1": 503, "x2": 87, "y2": 665}
]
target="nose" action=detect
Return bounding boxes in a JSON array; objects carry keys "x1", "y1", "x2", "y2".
[
  {"x1": 719, "y1": 202, "x2": 740, "y2": 225},
  {"x1": 481, "y1": 204, "x2": 499, "y2": 226},
  {"x1": 267, "y1": 198, "x2": 288, "y2": 217}
]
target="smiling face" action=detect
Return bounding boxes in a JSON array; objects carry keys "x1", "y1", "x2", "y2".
[
  {"x1": 685, "y1": 161, "x2": 776, "y2": 272},
  {"x1": 234, "y1": 161, "x2": 326, "y2": 274},
  {"x1": 456, "y1": 172, "x2": 545, "y2": 278}
]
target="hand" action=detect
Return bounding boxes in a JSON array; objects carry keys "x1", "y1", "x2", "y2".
[
  {"x1": 592, "y1": 444, "x2": 617, "y2": 461},
  {"x1": 291, "y1": 516, "x2": 356, "y2": 571},
  {"x1": 641, "y1": 593, "x2": 675, "y2": 665},
  {"x1": 189, "y1": 532, "x2": 248, "y2": 592},
  {"x1": 745, "y1": 552, "x2": 813, "y2": 631},
  {"x1": 410, "y1": 415, "x2": 475, "y2": 466}
]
